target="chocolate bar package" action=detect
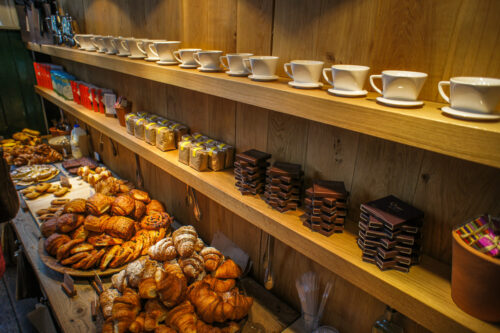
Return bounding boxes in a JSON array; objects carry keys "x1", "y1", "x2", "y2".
[
  {"x1": 263, "y1": 161, "x2": 302, "y2": 213},
  {"x1": 234, "y1": 149, "x2": 271, "y2": 196}
]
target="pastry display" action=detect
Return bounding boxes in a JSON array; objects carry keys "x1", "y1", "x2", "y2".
[
  {"x1": 3, "y1": 143, "x2": 62, "y2": 166},
  {"x1": 234, "y1": 149, "x2": 271, "y2": 195},
  {"x1": 62, "y1": 157, "x2": 99, "y2": 174},
  {"x1": 76, "y1": 166, "x2": 134, "y2": 196},
  {"x1": 39, "y1": 188, "x2": 174, "y2": 272},
  {"x1": 263, "y1": 162, "x2": 303, "y2": 213},
  {"x1": 357, "y1": 195, "x2": 423, "y2": 273},
  {"x1": 10, "y1": 164, "x2": 60, "y2": 186},
  {"x1": 101, "y1": 223, "x2": 252, "y2": 332},
  {"x1": 302, "y1": 181, "x2": 348, "y2": 236},
  {"x1": 2, "y1": 128, "x2": 42, "y2": 147}
]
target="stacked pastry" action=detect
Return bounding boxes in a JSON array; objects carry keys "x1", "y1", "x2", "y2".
[
  {"x1": 302, "y1": 181, "x2": 348, "y2": 236},
  {"x1": 3, "y1": 143, "x2": 62, "y2": 166},
  {"x1": 77, "y1": 166, "x2": 135, "y2": 196},
  {"x1": 41, "y1": 189, "x2": 173, "y2": 271},
  {"x1": 357, "y1": 195, "x2": 423, "y2": 273},
  {"x1": 101, "y1": 225, "x2": 252, "y2": 333},
  {"x1": 263, "y1": 162, "x2": 302, "y2": 213},
  {"x1": 234, "y1": 149, "x2": 271, "y2": 195}
]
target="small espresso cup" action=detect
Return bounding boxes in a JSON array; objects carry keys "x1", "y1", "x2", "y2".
[
  {"x1": 220, "y1": 53, "x2": 253, "y2": 74},
  {"x1": 90, "y1": 35, "x2": 106, "y2": 52},
  {"x1": 193, "y1": 50, "x2": 223, "y2": 70},
  {"x1": 103, "y1": 36, "x2": 117, "y2": 54},
  {"x1": 150, "y1": 41, "x2": 181, "y2": 62},
  {"x1": 370, "y1": 70, "x2": 428, "y2": 101},
  {"x1": 173, "y1": 48, "x2": 202, "y2": 66},
  {"x1": 74, "y1": 34, "x2": 94, "y2": 50},
  {"x1": 438, "y1": 77, "x2": 500, "y2": 114},
  {"x1": 112, "y1": 36, "x2": 131, "y2": 56},
  {"x1": 143, "y1": 39, "x2": 166, "y2": 59},
  {"x1": 123, "y1": 38, "x2": 147, "y2": 58},
  {"x1": 284, "y1": 60, "x2": 324, "y2": 84},
  {"x1": 243, "y1": 56, "x2": 279, "y2": 78},
  {"x1": 323, "y1": 64, "x2": 370, "y2": 91}
]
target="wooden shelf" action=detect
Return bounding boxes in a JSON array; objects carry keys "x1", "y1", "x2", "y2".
[
  {"x1": 36, "y1": 85, "x2": 499, "y2": 333},
  {"x1": 28, "y1": 43, "x2": 500, "y2": 169}
]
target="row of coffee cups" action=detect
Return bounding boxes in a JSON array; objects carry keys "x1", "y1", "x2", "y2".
[{"x1": 74, "y1": 34, "x2": 500, "y2": 118}]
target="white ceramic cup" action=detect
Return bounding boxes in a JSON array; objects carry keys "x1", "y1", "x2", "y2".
[
  {"x1": 438, "y1": 77, "x2": 500, "y2": 114},
  {"x1": 284, "y1": 60, "x2": 324, "y2": 84},
  {"x1": 220, "y1": 53, "x2": 253, "y2": 74},
  {"x1": 143, "y1": 39, "x2": 166, "y2": 59},
  {"x1": 103, "y1": 36, "x2": 117, "y2": 54},
  {"x1": 173, "y1": 48, "x2": 202, "y2": 66},
  {"x1": 323, "y1": 64, "x2": 370, "y2": 91},
  {"x1": 74, "y1": 34, "x2": 94, "y2": 50},
  {"x1": 150, "y1": 41, "x2": 181, "y2": 62},
  {"x1": 193, "y1": 50, "x2": 223, "y2": 70},
  {"x1": 123, "y1": 38, "x2": 147, "y2": 58},
  {"x1": 90, "y1": 35, "x2": 105, "y2": 52},
  {"x1": 243, "y1": 56, "x2": 279, "y2": 78},
  {"x1": 370, "y1": 70, "x2": 428, "y2": 101},
  {"x1": 112, "y1": 37, "x2": 131, "y2": 56}
]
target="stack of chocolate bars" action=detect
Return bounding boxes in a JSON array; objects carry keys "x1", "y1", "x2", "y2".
[
  {"x1": 357, "y1": 195, "x2": 423, "y2": 273},
  {"x1": 263, "y1": 162, "x2": 302, "y2": 213},
  {"x1": 234, "y1": 149, "x2": 271, "y2": 195},
  {"x1": 302, "y1": 181, "x2": 348, "y2": 236}
]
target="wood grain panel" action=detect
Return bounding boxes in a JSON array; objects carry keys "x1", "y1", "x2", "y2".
[
  {"x1": 266, "y1": 112, "x2": 309, "y2": 165},
  {"x1": 82, "y1": 0, "x2": 132, "y2": 36},
  {"x1": 235, "y1": 103, "x2": 269, "y2": 153},
  {"x1": 236, "y1": 0, "x2": 274, "y2": 54}
]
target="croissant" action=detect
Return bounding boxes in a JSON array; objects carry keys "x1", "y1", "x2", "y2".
[
  {"x1": 56, "y1": 213, "x2": 84, "y2": 233},
  {"x1": 102, "y1": 317, "x2": 113, "y2": 333},
  {"x1": 86, "y1": 193, "x2": 114, "y2": 215},
  {"x1": 214, "y1": 259, "x2": 242, "y2": 279},
  {"x1": 148, "y1": 237, "x2": 177, "y2": 261},
  {"x1": 125, "y1": 257, "x2": 147, "y2": 288},
  {"x1": 195, "y1": 238, "x2": 205, "y2": 252},
  {"x1": 41, "y1": 218, "x2": 58, "y2": 238},
  {"x1": 172, "y1": 226, "x2": 198, "y2": 258},
  {"x1": 44, "y1": 233, "x2": 71, "y2": 256},
  {"x1": 129, "y1": 312, "x2": 146, "y2": 333},
  {"x1": 144, "y1": 299, "x2": 168, "y2": 331},
  {"x1": 139, "y1": 277, "x2": 158, "y2": 299},
  {"x1": 146, "y1": 200, "x2": 165, "y2": 215},
  {"x1": 130, "y1": 189, "x2": 151, "y2": 203},
  {"x1": 140, "y1": 212, "x2": 172, "y2": 230},
  {"x1": 200, "y1": 247, "x2": 224, "y2": 272},
  {"x1": 196, "y1": 320, "x2": 240, "y2": 333},
  {"x1": 133, "y1": 200, "x2": 147, "y2": 220},
  {"x1": 179, "y1": 252, "x2": 204, "y2": 279},
  {"x1": 156, "y1": 263, "x2": 187, "y2": 308},
  {"x1": 103, "y1": 216, "x2": 135, "y2": 240},
  {"x1": 112, "y1": 270, "x2": 129, "y2": 293},
  {"x1": 112, "y1": 288, "x2": 141, "y2": 333},
  {"x1": 165, "y1": 300, "x2": 197, "y2": 333},
  {"x1": 100, "y1": 288, "x2": 121, "y2": 318},
  {"x1": 155, "y1": 324, "x2": 176, "y2": 333},
  {"x1": 202, "y1": 275, "x2": 236, "y2": 293},
  {"x1": 63, "y1": 198, "x2": 87, "y2": 214},
  {"x1": 112, "y1": 194, "x2": 135, "y2": 216},
  {"x1": 187, "y1": 282, "x2": 253, "y2": 323}
]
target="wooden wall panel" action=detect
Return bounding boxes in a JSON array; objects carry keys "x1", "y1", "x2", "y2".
[
  {"x1": 236, "y1": 0, "x2": 274, "y2": 54},
  {"x1": 235, "y1": 104, "x2": 269, "y2": 153}
]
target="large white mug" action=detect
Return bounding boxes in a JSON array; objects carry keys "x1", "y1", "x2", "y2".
[
  {"x1": 74, "y1": 34, "x2": 94, "y2": 50},
  {"x1": 193, "y1": 50, "x2": 223, "y2": 70},
  {"x1": 243, "y1": 56, "x2": 279, "y2": 78},
  {"x1": 438, "y1": 77, "x2": 500, "y2": 114},
  {"x1": 173, "y1": 48, "x2": 202, "y2": 67},
  {"x1": 220, "y1": 53, "x2": 253, "y2": 75},
  {"x1": 284, "y1": 60, "x2": 324, "y2": 84},
  {"x1": 142, "y1": 39, "x2": 166, "y2": 60},
  {"x1": 103, "y1": 36, "x2": 117, "y2": 54},
  {"x1": 150, "y1": 41, "x2": 181, "y2": 63},
  {"x1": 370, "y1": 70, "x2": 427, "y2": 101},
  {"x1": 323, "y1": 64, "x2": 370, "y2": 91},
  {"x1": 123, "y1": 38, "x2": 147, "y2": 58}
]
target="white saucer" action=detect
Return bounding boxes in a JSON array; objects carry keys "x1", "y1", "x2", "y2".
[
  {"x1": 376, "y1": 97, "x2": 424, "y2": 108},
  {"x1": 441, "y1": 106, "x2": 500, "y2": 121},
  {"x1": 226, "y1": 70, "x2": 250, "y2": 77},
  {"x1": 288, "y1": 81, "x2": 323, "y2": 89},
  {"x1": 97, "y1": 50, "x2": 106, "y2": 53},
  {"x1": 157, "y1": 60, "x2": 179, "y2": 65},
  {"x1": 106, "y1": 51, "x2": 117, "y2": 55},
  {"x1": 328, "y1": 88, "x2": 367, "y2": 97},
  {"x1": 179, "y1": 64, "x2": 199, "y2": 69},
  {"x1": 198, "y1": 67, "x2": 222, "y2": 72},
  {"x1": 249, "y1": 74, "x2": 279, "y2": 82},
  {"x1": 145, "y1": 57, "x2": 160, "y2": 62},
  {"x1": 129, "y1": 55, "x2": 146, "y2": 59},
  {"x1": 84, "y1": 47, "x2": 97, "y2": 52},
  {"x1": 117, "y1": 53, "x2": 131, "y2": 57}
]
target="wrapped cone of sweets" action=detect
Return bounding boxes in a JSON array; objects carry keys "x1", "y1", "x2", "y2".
[{"x1": 455, "y1": 215, "x2": 500, "y2": 257}]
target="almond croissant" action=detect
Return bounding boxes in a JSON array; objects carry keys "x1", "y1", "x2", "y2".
[
  {"x1": 200, "y1": 247, "x2": 224, "y2": 272},
  {"x1": 179, "y1": 252, "x2": 204, "y2": 279},
  {"x1": 172, "y1": 225, "x2": 198, "y2": 258},
  {"x1": 148, "y1": 237, "x2": 177, "y2": 261}
]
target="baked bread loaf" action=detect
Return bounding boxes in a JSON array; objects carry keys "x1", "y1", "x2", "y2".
[
  {"x1": 100, "y1": 288, "x2": 121, "y2": 319},
  {"x1": 146, "y1": 200, "x2": 165, "y2": 215},
  {"x1": 144, "y1": 299, "x2": 168, "y2": 331},
  {"x1": 86, "y1": 193, "x2": 114, "y2": 215},
  {"x1": 111, "y1": 288, "x2": 141, "y2": 333},
  {"x1": 140, "y1": 212, "x2": 172, "y2": 230},
  {"x1": 112, "y1": 195, "x2": 135, "y2": 216},
  {"x1": 172, "y1": 225, "x2": 198, "y2": 258},
  {"x1": 63, "y1": 198, "x2": 87, "y2": 214},
  {"x1": 44, "y1": 233, "x2": 71, "y2": 256},
  {"x1": 200, "y1": 247, "x2": 224, "y2": 272},
  {"x1": 103, "y1": 216, "x2": 135, "y2": 240},
  {"x1": 155, "y1": 262, "x2": 187, "y2": 308},
  {"x1": 41, "y1": 218, "x2": 58, "y2": 238},
  {"x1": 148, "y1": 237, "x2": 177, "y2": 261},
  {"x1": 165, "y1": 301, "x2": 197, "y2": 332},
  {"x1": 133, "y1": 200, "x2": 147, "y2": 220},
  {"x1": 214, "y1": 259, "x2": 242, "y2": 279},
  {"x1": 179, "y1": 252, "x2": 204, "y2": 279},
  {"x1": 130, "y1": 189, "x2": 151, "y2": 203},
  {"x1": 56, "y1": 213, "x2": 84, "y2": 233}
]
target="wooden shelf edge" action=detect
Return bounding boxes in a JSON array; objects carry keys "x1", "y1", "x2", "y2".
[
  {"x1": 35, "y1": 86, "x2": 499, "y2": 333},
  {"x1": 28, "y1": 43, "x2": 500, "y2": 169}
]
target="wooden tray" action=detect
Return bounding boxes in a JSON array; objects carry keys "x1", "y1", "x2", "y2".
[{"x1": 38, "y1": 239, "x2": 123, "y2": 277}]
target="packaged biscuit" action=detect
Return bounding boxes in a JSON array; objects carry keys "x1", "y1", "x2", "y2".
[
  {"x1": 170, "y1": 123, "x2": 189, "y2": 146},
  {"x1": 137, "y1": 111, "x2": 148, "y2": 118},
  {"x1": 145, "y1": 122, "x2": 159, "y2": 145},
  {"x1": 192, "y1": 132, "x2": 203, "y2": 141},
  {"x1": 178, "y1": 141, "x2": 191, "y2": 165},
  {"x1": 181, "y1": 134, "x2": 193, "y2": 142},
  {"x1": 125, "y1": 113, "x2": 138, "y2": 135},
  {"x1": 218, "y1": 143, "x2": 234, "y2": 169},
  {"x1": 156, "y1": 126, "x2": 176, "y2": 151},
  {"x1": 207, "y1": 147, "x2": 226, "y2": 171},
  {"x1": 156, "y1": 118, "x2": 170, "y2": 126},
  {"x1": 146, "y1": 114, "x2": 159, "y2": 122},
  {"x1": 134, "y1": 118, "x2": 148, "y2": 140},
  {"x1": 189, "y1": 147, "x2": 208, "y2": 171}
]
